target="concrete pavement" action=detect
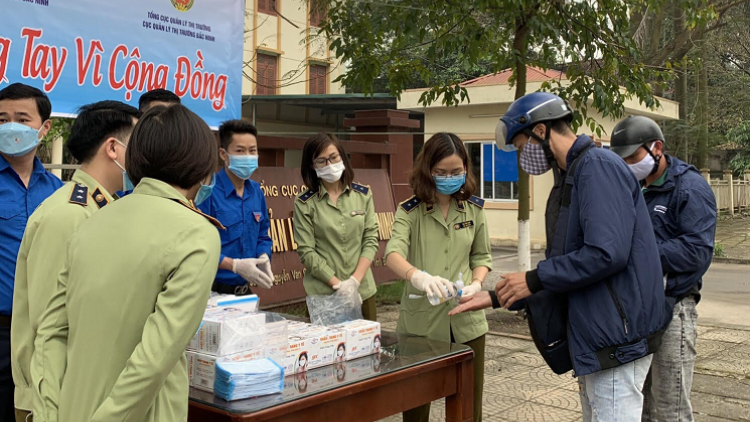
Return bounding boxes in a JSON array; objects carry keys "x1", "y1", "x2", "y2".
[
  {"x1": 714, "y1": 217, "x2": 750, "y2": 261},
  {"x1": 378, "y1": 249, "x2": 750, "y2": 422}
]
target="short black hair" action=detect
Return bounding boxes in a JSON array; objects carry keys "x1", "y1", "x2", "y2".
[
  {"x1": 549, "y1": 118, "x2": 573, "y2": 136},
  {"x1": 67, "y1": 101, "x2": 141, "y2": 163},
  {"x1": 138, "y1": 89, "x2": 181, "y2": 111},
  {"x1": 219, "y1": 120, "x2": 258, "y2": 150},
  {"x1": 300, "y1": 133, "x2": 354, "y2": 192},
  {"x1": 126, "y1": 105, "x2": 218, "y2": 190},
  {"x1": 0, "y1": 83, "x2": 52, "y2": 121}
]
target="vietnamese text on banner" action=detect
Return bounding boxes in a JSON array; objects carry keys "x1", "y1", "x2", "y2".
[{"x1": 0, "y1": 0, "x2": 244, "y2": 128}]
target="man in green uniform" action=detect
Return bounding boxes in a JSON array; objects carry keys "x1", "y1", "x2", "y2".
[{"x1": 11, "y1": 101, "x2": 140, "y2": 421}]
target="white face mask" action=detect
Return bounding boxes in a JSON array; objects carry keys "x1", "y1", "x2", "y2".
[
  {"x1": 315, "y1": 161, "x2": 345, "y2": 183},
  {"x1": 337, "y1": 349, "x2": 344, "y2": 357},
  {"x1": 627, "y1": 142, "x2": 657, "y2": 181}
]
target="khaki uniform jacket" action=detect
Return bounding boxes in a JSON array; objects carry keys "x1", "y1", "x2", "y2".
[
  {"x1": 30, "y1": 178, "x2": 222, "y2": 422},
  {"x1": 11, "y1": 170, "x2": 114, "y2": 411},
  {"x1": 293, "y1": 183, "x2": 379, "y2": 300},
  {"x1": 385, "y1": 196, "x2": 492, "y2": 344}
]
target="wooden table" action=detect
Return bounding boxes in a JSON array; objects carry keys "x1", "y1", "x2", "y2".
[{"x1": 188, "y1": 333, "x2": 474, "y2": 422}]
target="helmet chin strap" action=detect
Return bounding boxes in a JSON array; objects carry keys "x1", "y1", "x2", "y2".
[
  {"x1": 524, "y1": 122, "x2": 559, "y2": 168},
  {"x1": 643, "y1": 142, "x2": 662, "y2": 176}
]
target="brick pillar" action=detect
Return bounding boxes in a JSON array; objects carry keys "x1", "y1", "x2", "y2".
[{"x1": 343, "y1": 110, "x2": 419, "y2": 203}]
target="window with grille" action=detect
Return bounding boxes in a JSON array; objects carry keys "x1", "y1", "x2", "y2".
[
  {"x1": 256, "y1": 54, "x2": 277, "y2": 95},
  {"x1": 465, "y1": 142, "x2": 519, "y2": 201},
  {"x1": 309, "y1": 64, "x2": 327, "y2": 95},
  {"x1": 258, "y1": 0, "x2": 277, "y2": 16}
]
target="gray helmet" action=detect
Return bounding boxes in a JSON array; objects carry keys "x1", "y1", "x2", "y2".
[{"x1": 610, "y1": 115, "x2": 665, "y2": 158}]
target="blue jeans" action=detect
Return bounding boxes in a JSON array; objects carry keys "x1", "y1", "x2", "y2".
[
  {"x1": 578, "y1": 355, "x2": 653, "y2": 422},
  {"x1": 642, "y1": 297, "x2": 698, "y2": 422}
]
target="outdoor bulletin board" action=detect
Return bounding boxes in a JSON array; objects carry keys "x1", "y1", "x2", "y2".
[{"x1": 0, "y1": 0, "x2": 244, "y2": 127}]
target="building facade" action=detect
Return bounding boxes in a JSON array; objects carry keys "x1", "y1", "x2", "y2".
[{"x1": 398, "y1": 67, "x2": 680, "y2": 247}]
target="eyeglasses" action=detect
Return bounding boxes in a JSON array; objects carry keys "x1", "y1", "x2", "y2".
[
  {"x1": 313, "y1": 154, "x2": 342, "y2": 168},
  {"x1": 432, "y1": 172, "x2": 466, "y2": 180}
]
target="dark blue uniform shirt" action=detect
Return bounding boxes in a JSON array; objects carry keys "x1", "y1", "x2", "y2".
[
  {"x1": 0, "y1": 155, "x2": 63, "y2": 315},
  {"x1": 198, "y1": 168, "x2": 272, "y2": 286}
]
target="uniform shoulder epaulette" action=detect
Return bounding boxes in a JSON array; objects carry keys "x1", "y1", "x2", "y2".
[
  {"x1": 174, "y1": 199, "x2": 226, "y2": 230},
  {"x1": 68, "y1": 184, "x2": 88, "y2": 206},
  {"x1": 399, "y1": 196, "x2": 422, "y2": 213},
  {"x1": 91, "y1": 187, "x2": 109, "y2": 209},
  {"x1": 468, "y1": 195, "x2": 485, "y2": 209},
  {"x1": 351, "y1": 182, "x2": 370, "y2": 195},
  {"x1": 297, "y1": 189, "x2": 317, "y2": 203}
]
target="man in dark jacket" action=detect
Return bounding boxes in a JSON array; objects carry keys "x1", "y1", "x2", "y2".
[
  {"x1": 452, "y1": 93, "x2": 668, "y2": 422},
  {"x1": 611, "y1": 116, "x2": 716, "y2": 422}
]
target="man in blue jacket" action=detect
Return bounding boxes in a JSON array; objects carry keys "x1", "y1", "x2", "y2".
[
  {"x1": 453, "y1": 93, "x2": 668, "y2": 422},
  {"x1": 611, "y1": 116, "x2": 716, "y2": 422}
]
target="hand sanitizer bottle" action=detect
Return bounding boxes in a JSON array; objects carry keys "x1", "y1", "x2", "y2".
[{"x1": 454, "y1": 273, "x2": 464, "y2": 303}]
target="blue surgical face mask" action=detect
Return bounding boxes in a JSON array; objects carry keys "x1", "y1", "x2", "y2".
[
  {"x1": 433, "y1": 174, "x2": 466, "y2": 195},
  {"x1": 228, "y1": 154, "x2": 258, "y2": 180},
  {"x1": 195, "y1": 174, "x2": 215, "y2": 206},
  {"x1": 113, "y1": 140, "x2": 134, "y2": 191},
  {"x1": 0, "y1": 122, "x2": 43, "y2": 157}
]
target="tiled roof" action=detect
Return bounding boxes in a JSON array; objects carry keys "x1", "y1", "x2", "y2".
[{"x1": 460, "y1": 66, "x2": 566, "y2": 87}]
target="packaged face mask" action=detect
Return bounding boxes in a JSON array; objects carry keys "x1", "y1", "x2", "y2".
[{"x1": 214, "y1": 358, "x2": 285, "y2": 401}]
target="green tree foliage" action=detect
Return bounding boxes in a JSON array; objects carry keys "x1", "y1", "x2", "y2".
[
  {"x1": 322, "y1": 0, "x2": 666, "y2": 136},
  {"x1": 726, "y1": 120, "x2": 750, "y2": 174}
]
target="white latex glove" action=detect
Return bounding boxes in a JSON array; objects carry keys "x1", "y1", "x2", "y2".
[
  {"x1": 337, "y1": 277, "x2": 359, "y2": 295},
  {"x1": 258, "y1": 254, "x2": 275, "y2": 284},
  {"x1": 461, "y1": 282, "x2": 483, "y2": 298},
  {"x1": 232, "y1": 256, "x2": 273, "y2": 289},
  {"x1": 410, "y1": 271, "x2": 455, "y2": 299},
  {"x1": 342, "y1": 276, "x2": 360, "y2": 287}
]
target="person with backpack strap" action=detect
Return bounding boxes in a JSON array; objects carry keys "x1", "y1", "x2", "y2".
[{"x1": 451, "y1": 92, "x2": 670, "y2": 422}]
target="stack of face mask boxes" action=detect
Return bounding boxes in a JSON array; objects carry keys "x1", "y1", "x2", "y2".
[
  {"x1": 186, "y1": 307, "x2": 287, "y2": 394},
  {"x1": 283, "y1": 319, "x2": 381, "y2": 374}
]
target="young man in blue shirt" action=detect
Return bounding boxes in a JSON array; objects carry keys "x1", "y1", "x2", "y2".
[
  {"x1": 199, "y1": 120, "x2": 274, "y2": 295},
  {"x1": 0, "y1": 83, "x2": 63, "y2": 421}
]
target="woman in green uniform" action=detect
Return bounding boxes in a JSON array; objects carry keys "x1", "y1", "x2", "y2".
[
  {"x1": 293, "y1": 133, "x2": 380, "y2": 321},
  {"x1": 385, "y1": 132, "x2": 491, "y2": 422},
  {"x1": 31, "y1": 105, "x2": 221, "y2": 422}
]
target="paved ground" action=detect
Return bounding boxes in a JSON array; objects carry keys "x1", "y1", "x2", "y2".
[
  {"x1": 714, "y1": 217, "x2": 750, "y2": 260},
  {"x1": 378, "y1": 249, "x2": 750, "y2": 422}
]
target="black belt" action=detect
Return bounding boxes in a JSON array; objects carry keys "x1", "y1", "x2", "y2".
[
  {"x1": 211, "y1": 282, "x2": 253, "y2": 296},
  {"x1": 0, "y1": 315, "x2": 10, "y2": 327}
]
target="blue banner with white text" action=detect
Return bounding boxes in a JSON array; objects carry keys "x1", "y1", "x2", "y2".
[{"x1": 0, "y1": 0, "x2": 244, "y2": 128}]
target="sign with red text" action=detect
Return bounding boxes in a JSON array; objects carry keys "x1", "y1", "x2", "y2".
[{"x1": 0, "y1": 0, "x2": 243, "y2": 127}]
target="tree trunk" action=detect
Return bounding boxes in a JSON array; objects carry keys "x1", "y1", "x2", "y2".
[
  {"x1": 672, "y1": 0, "x2": 689, "y2": 161},
  {"x1": 696, "y1": 42, "x2": 709, "y2": 169},
  {"x1": 514, "y1": 17, "x2": 532, "y2": 271}
]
